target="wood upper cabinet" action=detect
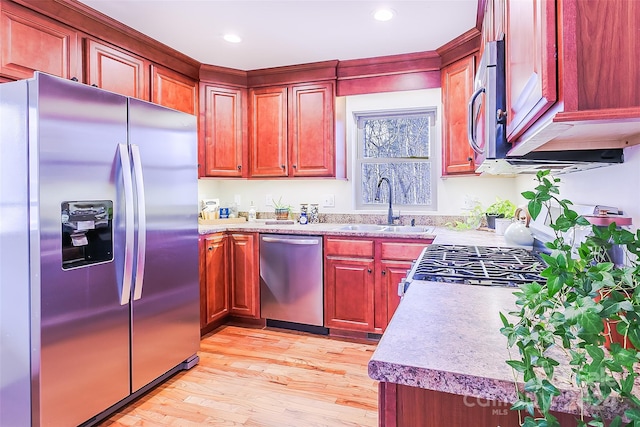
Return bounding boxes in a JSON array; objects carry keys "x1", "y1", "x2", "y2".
[
  {"x1": 505, "y1": 0, "x2": 557, "y2": 142},
  {"x1": 229, "y1": 232, "x2": 260, "y2": 318},
  {"x1": 249, "y1": 86, "x2": 289, "y2": 177},
  {"x1": 85, "y1": 39, "x2": 148, "y2": 99},
  {"x1": 504, "y1": 0, "x2": 640, "y2": 153},
  {"x1": 201, "y1": 84, "x2": 247, "y2": 177},
  {"x1": 200, "y1": 233, "x2": 230, "y2": 330},
  {"x1": 289, "y1": 82, "x2": 335, "y2": 177},
  {"x1": 249, "y1": 81, "x2": 335, "y2": 178},
  {"x1": 0, "y1": 0, "x2": 80, "y2": 80},
  {"x1": 441, "y1": 54, "x2": 476, "y2": 176},
  {"x1": 151, "y1": 64, "x2": 197, "y2": 115}
]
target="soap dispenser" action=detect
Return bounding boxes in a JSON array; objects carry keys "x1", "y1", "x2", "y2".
[{"x1": 248, "y1": 201, "x2": 257, "y2": 222}]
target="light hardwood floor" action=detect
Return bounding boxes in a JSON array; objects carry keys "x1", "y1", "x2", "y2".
[{"x1": 99, "y1": 325, "x2": 379, "y2": 426}]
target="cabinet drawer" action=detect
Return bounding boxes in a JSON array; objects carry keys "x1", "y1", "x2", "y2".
[
  {"x1": 380, "y1": 241, "x2": 427, "y2": 261},
  {"x1": 325, "y1": 238, "x2": 375, "y2": 258}
]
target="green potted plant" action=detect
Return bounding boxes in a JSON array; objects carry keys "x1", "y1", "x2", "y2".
[
  {"x1": 485, "y1": 197, "x2": 517, "y2": 229},
  {"x1": 500, "y1": 170, "x2": 640, "y2": 426},
  {"x1": 272, "y1": 197, "x2": 291, "y2": 220}
]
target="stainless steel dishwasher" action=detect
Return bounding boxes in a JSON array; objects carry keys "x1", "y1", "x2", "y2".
[{"x1": 260, "y1": 234, "x2": 324, "y2": 328}]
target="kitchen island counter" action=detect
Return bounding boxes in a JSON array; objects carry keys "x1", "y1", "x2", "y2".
[{"x1": 368, "y1": 281, "x2": 628, "y2": 424}]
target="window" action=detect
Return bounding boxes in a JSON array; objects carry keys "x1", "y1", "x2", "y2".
[{"x1": 355, "y1": 108, "x2": 437, "y2": 211}]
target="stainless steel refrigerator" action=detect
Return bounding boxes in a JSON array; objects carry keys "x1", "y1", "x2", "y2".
[{"x1": 0, "y1": 72, "x2": 200, "y2": 427}]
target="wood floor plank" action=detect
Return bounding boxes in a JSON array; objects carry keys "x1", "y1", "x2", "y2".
[{"x1": 99, "y1": 325, "x2": 378, "y2": 426}]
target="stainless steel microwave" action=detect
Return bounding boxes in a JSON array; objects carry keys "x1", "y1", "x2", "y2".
[{"x1": 467, "y1": 40, "x2": 623, "y2": 175}]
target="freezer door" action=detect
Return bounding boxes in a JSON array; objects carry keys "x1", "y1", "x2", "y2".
[
  {"x1": 127, "y1": 98, "x2": 199, "y2": 392},
  {"x1": 34, "y1": 73, "x2": 131, "y2": 426}
]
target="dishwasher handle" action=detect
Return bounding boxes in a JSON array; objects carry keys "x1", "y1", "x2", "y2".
[{"x1": 261, "y1": 236, "x2": 320, "y2": 245}]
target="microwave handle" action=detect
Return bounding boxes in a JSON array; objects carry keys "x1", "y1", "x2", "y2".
[{"x1": 467, "y1": 86, "x2": 485, "y2": 155}]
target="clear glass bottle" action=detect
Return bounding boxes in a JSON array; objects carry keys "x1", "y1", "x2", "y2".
[{"x1": 248, "y1": 201, "x2": 257, "y2": 222}]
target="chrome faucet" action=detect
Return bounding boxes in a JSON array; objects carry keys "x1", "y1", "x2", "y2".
[{"x1": 375, "y1": 177, "x2": 395, "y2": 225}]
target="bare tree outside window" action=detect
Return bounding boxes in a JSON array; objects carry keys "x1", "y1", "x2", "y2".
[{"x1": 355, "y1": 109, "x2": 437, "y2": 210}]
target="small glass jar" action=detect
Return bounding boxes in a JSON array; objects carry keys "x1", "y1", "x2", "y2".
[{"x1": 309, "y1": 204, "x2": 319, "y2": 224}]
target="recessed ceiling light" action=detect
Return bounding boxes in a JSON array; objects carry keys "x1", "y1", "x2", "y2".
[
  {"x1": 223, "y1": 34, "x2": 242, "y2": 43},
  {"x1": 373, "y1": 8, "x2": 395, "y2": 21}
]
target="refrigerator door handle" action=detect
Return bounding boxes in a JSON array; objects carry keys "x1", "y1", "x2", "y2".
[
  {"x1": 131, "y1": 144, "x2": 146, "y2": 301},
  {"x1": 117, "y1": 143, "x2": 135, "y2": 305}
]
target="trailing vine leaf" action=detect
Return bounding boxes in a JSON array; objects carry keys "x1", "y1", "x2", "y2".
[{"x1": 501, "y1": 170, "x2": 640, "y2": 426}]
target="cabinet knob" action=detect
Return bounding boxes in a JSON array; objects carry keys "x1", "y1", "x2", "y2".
[
  {"x1": 382, "y1": 270, "x2": 386, "y2": 275},
  {"x1": 70, "y1": 77, "x2": 78, "y2": 82},
  {"x1": 237, "y1": 165, "x2": 242, "y2": 170},
  {"x1": 367, "y1": 268, "x2": 372, "y2": 274},
  {"x1": 208, "y1": 246, "x2": 213, "y2": 251},
  {"x1": 281, "y1": 165, "x2": 286, "y2": 169},
  {"x1": 467, "y1": 156, "x2": 473, "y2": 162}
]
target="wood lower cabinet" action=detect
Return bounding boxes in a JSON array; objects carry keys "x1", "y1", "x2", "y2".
[
  {"x1": 441, "y1": 54, "x2": 477, "y2": 176},
  {"x1": 151, "y1": 64, "x2": 197, "y2": 115},
  {"x1": 200, "y1": 233, "x2": 229, "y2": 329},
  {"x1": 324, "y1": 237, "x2": 429, "y2": 333},
  {"x1": 1, "y1": 0, "x2": 80, "y2": 80},
  {"x1": 85, "y1": 38, "x2": 148, "y2": 99},
  {"x1": 380, "y1": 261, "x2": 413, "y2": 327},
  {"x1": 201, "y1": 84, "x2": 246, "y2": 177},
  {"x1": 377, "y1": 240, "x2": 427, "y2": 331},
  {"x1": 229, "y1": 232, "x2": 260, "y2": 318},
  {"x1": 379, "y1": 383, "x2": 581, "y2": 427},
  {"x1": 200, "y1": 232, "x2": 260, "y2": 333},
  {"x1": 325, "y1": 256, "x2": 376, "y2": 331}
]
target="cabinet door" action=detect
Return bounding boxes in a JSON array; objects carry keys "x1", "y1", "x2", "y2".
[
  {"x1": 324, "y1": 257, "x2": 375, "y2": 331},
  {"x1": 202, "y1": 233, "x2": 229, "y2": 328},
  {"x1": 441, "y1": 55, "x2": 476, "y2": 175},
  {"x1": 85, "y1": 39, "x2": 148, "y2": 99},
  {"x1": 505, "y1": 0, "x2": 557, "y2": 141},
  {"x1": 229, "y1": 233, "x2": 260, "y2": 318},
  {"x1": 1, "y1": 1, "x2": 80, "y2": 80},
  {"x1": 289, "y1": 82, "x2": 335, "y2": 177},
  {"x1": 249, "y1": 86, "x2": 288, "y2": 177},
  {"x1": 382, "y1": 261, "x2": 413, "y2": 328},
  {"x1": 201, "y1": 85, "x2": 245, "y2": 177},
  {"x1": 151, "y1": 64, "x2": 197, "y2": 115}
]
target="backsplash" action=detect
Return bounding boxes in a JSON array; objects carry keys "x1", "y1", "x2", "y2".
[{"x1": 238, "y1": 211, "x2": 468, "y2": 227}]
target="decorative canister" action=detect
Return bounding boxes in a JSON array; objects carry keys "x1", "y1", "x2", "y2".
[{"x1": 309, "y1": 204, "x2": 319, "y2": 224}]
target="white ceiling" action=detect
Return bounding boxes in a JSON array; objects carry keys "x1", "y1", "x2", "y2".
[{"x1": 77, "y1": 0, "x2": 478, "y2": 71}]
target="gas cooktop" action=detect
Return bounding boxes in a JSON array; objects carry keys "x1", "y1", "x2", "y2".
[{"x1": 409, "y1": 244, "x2": 546, "y2": 287}]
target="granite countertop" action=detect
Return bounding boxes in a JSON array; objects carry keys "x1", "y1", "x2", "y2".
[
  {"x1": 199, "y1": 221, "x2": 436, "y2": 240},
  {"x1": 199, "y1": 221, "x2": 529, "y2": 248},
  {"x1": 367, "y1": 281, "x2": 629, "y2": 418}
]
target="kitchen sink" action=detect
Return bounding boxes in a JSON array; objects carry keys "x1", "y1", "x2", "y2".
[
  {"x1": 334, "y1": 224, "x2": 435, "y2": 234},
  {"x1": 335, "y1": 224, "x2": 388, "y2": 231},
  {"x1": 381, "y1": 225, "x2": 435, "y2": 234}
]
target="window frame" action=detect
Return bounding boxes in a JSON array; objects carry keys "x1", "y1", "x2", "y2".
[{"x1": 353, "y1": 107, "x2": 438, "y2": 212}]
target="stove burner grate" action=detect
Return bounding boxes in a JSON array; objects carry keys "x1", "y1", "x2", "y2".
[{"x1": 410, "y1": 244, "x2": 546, "y2": 287}]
